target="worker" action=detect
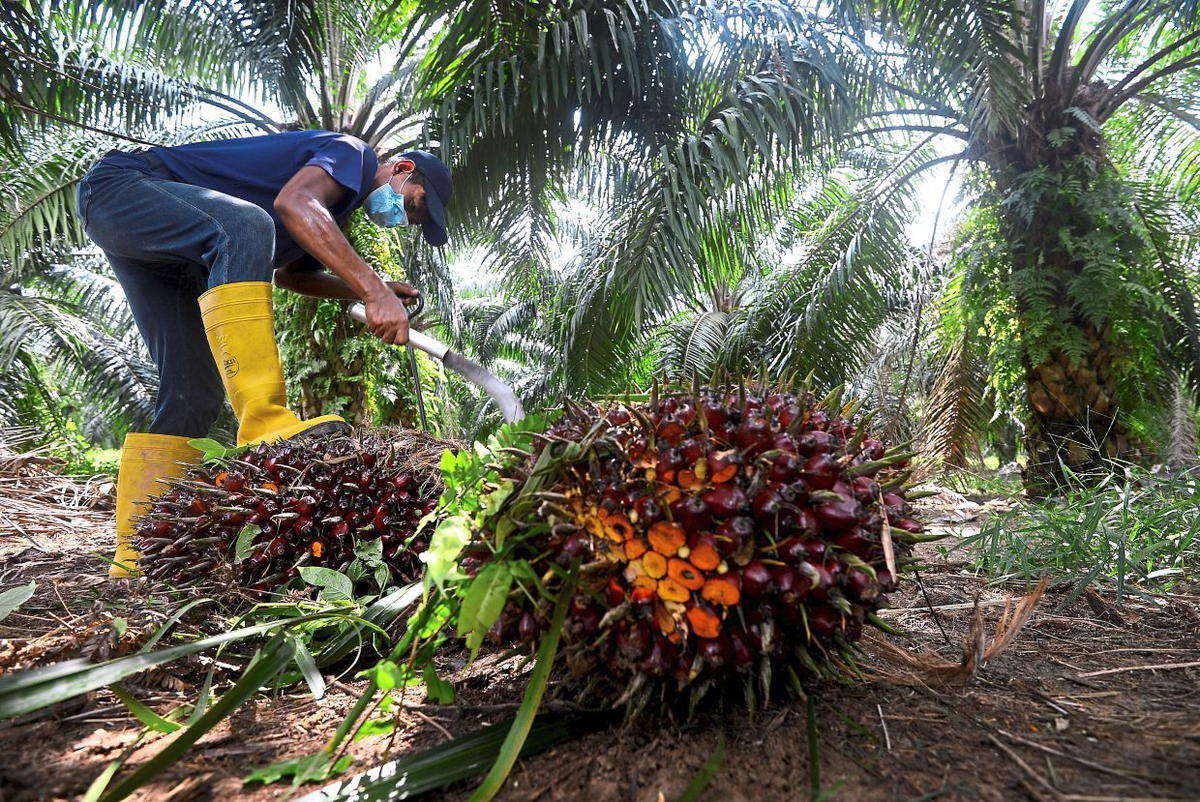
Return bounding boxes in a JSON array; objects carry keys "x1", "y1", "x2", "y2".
[{"x1": 74, "y1": 129, "x2": 452, "y2": 576}]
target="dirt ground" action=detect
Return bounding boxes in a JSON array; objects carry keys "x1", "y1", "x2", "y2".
[{"x1": 1, "y1": 478, "x2": 1198, "y2": 802}]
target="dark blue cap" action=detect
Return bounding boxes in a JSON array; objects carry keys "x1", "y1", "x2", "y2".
[{"x1": 400, "y1": 150, "x2": 451, "y2": 247}]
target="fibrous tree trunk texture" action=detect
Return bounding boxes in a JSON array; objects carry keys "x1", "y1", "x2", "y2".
[{"x1": 1021, "y1": 321, "x2": 1130, "y2": 494}]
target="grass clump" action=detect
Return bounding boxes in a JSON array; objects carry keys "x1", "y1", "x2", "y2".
[{"x1": 953, "y1": 466, "x2": 1200, "y2": 603}]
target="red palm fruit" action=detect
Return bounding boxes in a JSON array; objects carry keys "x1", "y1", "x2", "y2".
[
  {"x1": 644, "y1": 636, "x2": 671, "y2": 675},
  {"x1": 556, "y1": 534, "x2": 591, "y2": 566},
  {"x1": 630, "y1": 585, "x2": 656, "y2": 605},
  {"x1": 633, "y1": 494, "x2": 662, "y2": 524},
  {"x1": 656, "y1": 413, "x2": 685, "y2": 445},
  {"x1": 852, "y1": 476, "x2": 881, "y2": 502},
  {"x1": 769, "y1": 453, "x2": 802, "y2": 483},
  {"x1": 710, "y1": 423, "x2": 736, "y2": 445},
  {"x1": 617, "y1": 620, "x2": 653, "y2": 662},
  {"x1": 519, "y1": 611, "x2": 540, "y2": 644},
  {"x1": 802, "y1": 538, "x2": 826, "y2": 561},
  {"x1": 700, "y1": 397, "x2": 729, "y2": 428},
  {"x1": 734, "y1": 415, "x2": 771, "y2": 456},
  {"x1": 568, "y1": 598, "x2": 603, "y2": 636},
  {"x1": 896, "y1": 518, "x2": 925, "y2": 533},
  {"x1": 670, "y1": 496, "x2": 712, "y2": 532},
  {"x1": 606, "y1": 406, "x2": 632, "y2": 425},
  {"x1": 800, "y1": 560, "x2": 835, "y2": 602},
  {"x1": 770, "y1": 565, "x2": 801, "y2": 596},
  {"x1": 740, "y1": 560, "x2": 772, "y2": 598},
  {"x1": 774, "y1": 537, "x2": 808, "y2": 564},
  {"x1": 808, "y1": 607, "x2": 843, "y2": 639},
  {"x1": 765, "y1": 393, "x2": 790, "y2": 412},
  {"x1": 876, "y1": 569, "x2": 898, "y2": 592},
  {"x1": 829, "y1": 419, "x2": 854, "y2": 439},
  {"x1": 780, "y1": 507, "x2": 817, "y2": 536},
  {"x1": 833, "y1": 528, "x2": 878, "y2": 560},
  {"x1": 657, "y1": 447, "x2": 685, "y2": 479},
  {"x1": 801, "y1": 453, "x2": 839, "y2": 489},
  {"x1": 728, "y1": 628, "x2": 754, "y2": 666},
  {"x1": 706, "y1": 449, "x2": 741, "y2": 483},
  {"x1": 772, "y1": 432, "x2": 798, "y2": 454},
  {"x1": 860, "y1": 438, "x2": 886, "y2": 461},
  {"x1": 844, "y1": 569, "x2": 881, "y2": 603},
  {"x1": 809, "y1": 410, "x2": 830, "y2": 429},
  {"x1": 881, "y1": 491, "x2": 906, "y2": 514},
  {"x1": 777, "y1": 403, "x2": 800, "y2": 429},
  {"x1": 697, "y1": 635, "x2": 731, "y2": 666},
  {"x1": 814, "y1": 496, "x2": 861, "y2": 531},
  {"x1": 604, "y1": 576, "x2": 626, "y2": 607},
  {"x1": 751, "y1": 488, "x2": 783, "y2": 522},
  {"x1": 680, "y1": 438, "x2": 705, "y2": 464},
  {"x1": 715, "y1": 515, "x2": 754, "y2": 556},
  {"x1": 796, "y1": 430, "x2": 835, "y2": 455},
  {"x1": 702, "y1": 484, "x2": 748, "y2": 517}
]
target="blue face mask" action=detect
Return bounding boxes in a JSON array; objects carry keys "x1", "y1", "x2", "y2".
[{"x1": 364, "y1": 176, "x2": 409, "y2": 227}]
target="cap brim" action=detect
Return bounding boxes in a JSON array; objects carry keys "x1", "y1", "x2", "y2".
[{"x1": 422, "y1": 184, "x2": 448, "y2": 247}]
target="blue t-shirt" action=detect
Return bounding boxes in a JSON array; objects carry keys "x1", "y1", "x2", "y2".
[{"x1": 101, "y1": 130, "x2": 378, "y2": 267}]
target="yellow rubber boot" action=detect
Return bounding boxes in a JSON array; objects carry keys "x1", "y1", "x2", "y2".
[
  {"x1": 111, "y1": 433, "x2": 198, "y2": 578},
  {"x1": 198, "y1": 281, "x2": 348, "y2": 446}
]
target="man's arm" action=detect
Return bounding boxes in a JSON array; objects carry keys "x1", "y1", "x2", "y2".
[
  {"x1": 274, "y1": 263, "x2": 419, "y2": 302},
  {"x1": 273, "y1": 166, "x2": 409, "y2": 344}
]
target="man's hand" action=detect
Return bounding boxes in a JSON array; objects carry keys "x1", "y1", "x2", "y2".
[
  {"x1": 388, "y1": 281, "x2": 420, "y2": 301},
  {"x1": 365, "y1": 291, "x2": 410, "y2": 345}
]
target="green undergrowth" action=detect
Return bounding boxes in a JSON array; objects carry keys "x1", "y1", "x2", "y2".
[{"x1": 953, "y1": 465, "x2": 1200, "y2": 603}]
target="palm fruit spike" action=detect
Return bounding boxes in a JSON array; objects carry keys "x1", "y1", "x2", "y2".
[
  {"x1": 466, "y1": 388, "x2": 931, "y2": 710},
  {"x1": 134, "y1": 431, "x2": 451, "y2": 597}
]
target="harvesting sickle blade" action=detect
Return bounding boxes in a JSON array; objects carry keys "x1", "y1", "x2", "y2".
[{"x1": 348, "y1": 302, "x2": 525, "y2": 423}]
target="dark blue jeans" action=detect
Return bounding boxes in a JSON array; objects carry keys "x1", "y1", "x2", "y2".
[{"x1": 76, "y1": 160, "x2": 278, "y2": 437}]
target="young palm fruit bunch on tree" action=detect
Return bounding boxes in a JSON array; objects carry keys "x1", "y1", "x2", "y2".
[
  {"x1": 134, "y1": 432, "x2": 450, "y2": 596},
  {"x1": 470, "y1": 388, "x2": 931, "y2": 707}
]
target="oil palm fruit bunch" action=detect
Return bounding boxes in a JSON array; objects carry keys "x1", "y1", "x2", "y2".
[
  {"x1": 134, "y1": 432, "x2": 449, "y2": 595},
  {"x1": 461, "y1": 387, "x2": 933, "y2": 708}
]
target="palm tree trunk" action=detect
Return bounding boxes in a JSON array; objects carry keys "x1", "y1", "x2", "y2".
[{"x1": 1021, "y1": 319, "x2": 1131, "y2": 494}]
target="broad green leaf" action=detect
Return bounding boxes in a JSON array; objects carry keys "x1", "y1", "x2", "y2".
[
  {"x1": 370, "y1": 659, "x2": 405, "y2": 692},
  {"x1": 299, "y1": 567, "x2": 354, "y2": 602},
  {"x1": 352, "y1": 716, "x2": 397, "y2": 742},
  {"x1": 186, "y1": 438, "x2": 228, "y2": 461},
  {"x1": 234, "y1": 524, "x2": 261, "y2": 563},
  {"x1": 354, "y1": 538, "x2": 384, "y2": 567},
  {"x1": 420, "y1": 514, "x2": 471, "y2": 588},
  {"x1": 422, "y1": 666, "x2": 454, "y2": 705},
  {"x1": 456, "y1": 563, "x2": 512, "y2": 660},
  {"x1": 373, "y1": 563, "x2": 390, "y2": 591},
  {"x1": 0, "y1": 582, "x2": 35, "y2": 622},
  {"x1": 112, "y1": 618, "x2": 127, "y2": 637}
]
